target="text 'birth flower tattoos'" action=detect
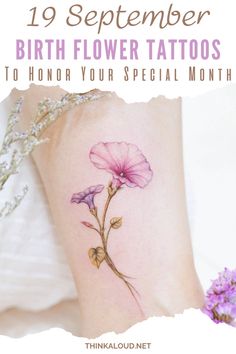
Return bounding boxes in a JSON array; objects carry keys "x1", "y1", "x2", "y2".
[{"x1": 71, "y1": 142, "x2": 153, "y2": 310}]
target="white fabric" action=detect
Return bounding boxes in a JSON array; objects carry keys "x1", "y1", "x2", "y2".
[
  {"x1": 0, "y1": 98, "x2": 77, "y2": 311},
  {"x1": 0, "y1": 86, "x2": 236, "y2": 312}
]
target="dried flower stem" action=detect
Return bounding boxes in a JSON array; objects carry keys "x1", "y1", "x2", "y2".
[{"x1": 0, "y1": 89, "x2": 109, "y2": 218}]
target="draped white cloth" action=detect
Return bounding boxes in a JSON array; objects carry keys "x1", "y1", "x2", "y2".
[{"x1": 0, "y1": 98, "x2": 77, "y2": 312}]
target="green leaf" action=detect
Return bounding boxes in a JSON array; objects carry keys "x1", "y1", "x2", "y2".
[
  {"x1": 110, "y1": 217, "x2": 122, "y2": 229},
  {"x1": 88, "y1": 247, "x2": 105, "y2": 268}
]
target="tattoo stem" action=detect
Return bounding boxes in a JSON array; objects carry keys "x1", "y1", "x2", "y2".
[
  {"x1": 91, "y1": 184, "x2": 144, "y2": 317},
  {"x1": 101, "y1": 190, "x2": 115, "y2": 231},
  {"x1": 105, "y1": 225, "x2": 112, "y2": 243}
]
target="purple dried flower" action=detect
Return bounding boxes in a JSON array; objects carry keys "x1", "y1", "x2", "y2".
[
  {"x1": 202, "y1": 307, "x2": 214, "y2": 320},
  {"x1": 203, "y1": 268, "x2": 236, "y2": 326},
  {"x1": 71, "y1": 185, "x2": 104, "y2": 210},
  {"x1": 211, "y1": 278, "x2": 230, "y2": 294},
  {"x1": 232, "y1": 270, "x2": 236, "y2": 283},
  {"x1": 215, "y1": 303, "x2": 236, "y2": 324}
]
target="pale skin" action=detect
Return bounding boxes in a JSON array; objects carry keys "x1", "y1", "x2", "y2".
[{"x1": 11, "y1": 85, "x2": 204, "y2": 338}]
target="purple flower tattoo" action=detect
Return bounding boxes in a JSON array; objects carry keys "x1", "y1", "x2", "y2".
[
  {"x1": 71, "y1": 142, "x2": 153, "y2": 312},
  {"x1": 71, "y1": 184, "x2": 104, "y2": 210}
]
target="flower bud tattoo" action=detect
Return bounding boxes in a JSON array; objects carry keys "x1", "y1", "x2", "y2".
[{"x1": 71, "y1": 142, "x2": 153, "y2": 311}]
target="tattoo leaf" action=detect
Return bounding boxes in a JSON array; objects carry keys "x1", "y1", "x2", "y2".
[
  {"x1": 88, "y1": 247, "x2": 105, "y2": 268},
  {"x1": 110, "y1": 217, "x2": 122, "y2": 229}
]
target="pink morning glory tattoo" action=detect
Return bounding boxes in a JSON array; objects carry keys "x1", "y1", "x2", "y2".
[{"x1": 71, "y1": 142, "x2": 153, "y2": 311}]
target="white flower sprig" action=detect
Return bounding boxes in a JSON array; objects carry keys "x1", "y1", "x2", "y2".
[{"x1": 0, "y1": 89, "x2": 109, "y2": 218}]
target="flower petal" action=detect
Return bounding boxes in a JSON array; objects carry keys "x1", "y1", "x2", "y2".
[
  {"x1": 90, "y1": 142, "x2": 153, "y2": 189},
  {"x1": 71, "y1": 184, "x2": 104, "y2": 208},
  {"x1": 90, "y1": 142, "x2": 120, "y2": 173}
]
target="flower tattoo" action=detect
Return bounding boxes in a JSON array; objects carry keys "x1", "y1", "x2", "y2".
[
  {"x1": 90, "y1": 141, "x2": 153, "y2": 188},
  {"x1": 71, "y1": 185, "x2": 104, "y2": 210},
  {"x1": 71, "y1": 142, "x2": 153, "y2": 311}
]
